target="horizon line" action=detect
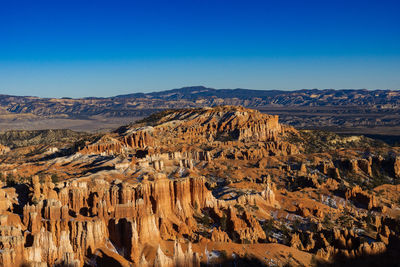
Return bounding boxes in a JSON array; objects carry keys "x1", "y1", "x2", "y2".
[{"x1": 1, "y1": 86, "x2": 399, "y2": 99}]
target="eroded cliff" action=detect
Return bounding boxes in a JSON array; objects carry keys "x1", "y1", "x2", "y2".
[{"x1": 0, "y1": 106, "x2": 399, "y2": 266}]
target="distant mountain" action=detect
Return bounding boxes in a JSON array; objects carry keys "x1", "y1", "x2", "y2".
[
  {"x1": 115, "y1": 86, "x2": 400, "y2": 105},
  {"x1": 0, "y1": 86, "x2": 399, "y2": 134},
  {"x1": 0, "y1": 86, "x2": 399, "y2": 119},
  {"x1": 114, "y1": 86, "x2": 285, "y2": 100}
]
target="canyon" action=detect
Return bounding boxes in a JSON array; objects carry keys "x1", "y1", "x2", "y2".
[{"x1": 0, "y1": 106, "x2": 399, "y2": 266}]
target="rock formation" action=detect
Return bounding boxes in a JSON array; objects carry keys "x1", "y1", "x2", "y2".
[{"x1": 0, "y1": 106, "x2": 399, "y2": 266}]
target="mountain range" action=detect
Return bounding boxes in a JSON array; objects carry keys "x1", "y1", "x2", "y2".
[{"x1": 0, "y1": 86, "x2": 399, "y2": 139}]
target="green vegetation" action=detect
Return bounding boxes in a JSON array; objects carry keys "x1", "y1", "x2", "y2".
[
  {"x1": 51, "y1": 174, "x2": 59, "y2": 183},
  {"x1": 292, "y1": 218, "x2": 301, "y2": 232},
  {"x1": 279, "y1": 223, "x2": 291, "y2": 244},
  {"x1": 234, "y1": 204, "x2": 244, "y2": 213},
  {"x1": 220, "y1": 213, "x2": 228, "y2": 231},
  {"x1": 6, "y1": 173, "x2": 17, "y2": 187},
  {"x1": 337, "y1": 210, "x2": 353, "y2": 228},
  {"x1": 262, "y1": 219, "x2": 275, "y2": 237},
  {"x1": 322, "y1": 213, "x2": 334, "y2": 229}
]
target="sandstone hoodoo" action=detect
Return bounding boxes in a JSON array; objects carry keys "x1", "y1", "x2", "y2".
[{"x1": 0, "y1": 106, "x2": 399, "y2": 266}]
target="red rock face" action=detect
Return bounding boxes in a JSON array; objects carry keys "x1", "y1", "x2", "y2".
[
  {"x1": 0, "y1": 144, "x2": 10, "y2": 155},
  {"x1": 0, "y1": 171, "x2": 277, "y2": 266},
  {"x1": 77, "y1": 106, "x2": 297, "y2": 158},
  {"x1": 0, "y1": 175, "x2": 214, "y2": 266},
  {"x1": 0, "y1": 106, "x2": 400, "y2": 266},
  {"x1": 394, "y1": 156, "x2": 400, "y2": 178},
  {"x1": 345, "y1": 185, "x2": 377, "y2": 210},
  {"x1": 122, "y1": 131, "x2": 154, "y2": 149}
]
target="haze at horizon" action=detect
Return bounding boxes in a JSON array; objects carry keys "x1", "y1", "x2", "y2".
[{"x1": 0, "y1": 0, "x2": 399, "y2": 98}]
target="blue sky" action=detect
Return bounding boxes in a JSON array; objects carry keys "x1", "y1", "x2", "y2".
[{"x1": 0, "y1": 0, "x2": 399, "y2": 97}]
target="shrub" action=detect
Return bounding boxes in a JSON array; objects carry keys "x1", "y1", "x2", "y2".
[
  {"x1": 220, "y1": 213, "x2": 228, "y2": 231},
  {"x1": 51, "y1": 174, "x2": 59, "y2": 183},
  {"x1": 6, "y1": 173, "x2": 17, "y2": 187},
  {"x1": 234, "y1": 204, "x2": 244, "y2": 213}
]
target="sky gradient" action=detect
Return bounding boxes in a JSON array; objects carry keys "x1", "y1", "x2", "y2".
[{"x1": 0, "y1": 0, "x2": 399, "y2": 97}]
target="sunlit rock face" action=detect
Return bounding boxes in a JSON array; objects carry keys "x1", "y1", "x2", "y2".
[
  {"x1": 0, "y1": 105, "x2": 399, "y2": 266},
  {"x1": 0, "y1": 174, "x2": 275, "y2": 266}
]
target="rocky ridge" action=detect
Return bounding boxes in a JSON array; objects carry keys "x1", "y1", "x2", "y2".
[{"x1": 0, "y1": 106, "x2": 399, "y2": 266}]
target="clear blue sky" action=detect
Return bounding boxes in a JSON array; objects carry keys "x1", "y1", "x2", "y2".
[{"x1": 0, "y1": 0, "x2": 399, "y2": 98}]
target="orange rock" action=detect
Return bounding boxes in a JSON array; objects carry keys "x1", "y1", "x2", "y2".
[{"x1": 394, "y1": 156, "x2": 400, "y2": 178}]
